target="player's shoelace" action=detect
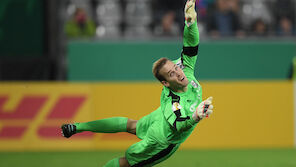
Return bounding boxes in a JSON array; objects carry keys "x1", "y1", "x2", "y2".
[{"x1": 67, "y1": 124, "x2": 75, "y2": 133}]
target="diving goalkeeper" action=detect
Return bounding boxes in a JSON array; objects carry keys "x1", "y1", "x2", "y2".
[{"x1": 61, "y1": 0, "x2": 214, "y2": 166}]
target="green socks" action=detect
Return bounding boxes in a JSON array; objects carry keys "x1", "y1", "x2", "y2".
[
  {"x1": 103, "y1": 157, "x2": 120, "y2": 167},
  {"x1": 74, "y1": 117, "x2": 128, "y2": 133}
]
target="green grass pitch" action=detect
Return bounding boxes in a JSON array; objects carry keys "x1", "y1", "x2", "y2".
[{"x1": 1, "y1": 149, "x2": 296, "y2": 167}]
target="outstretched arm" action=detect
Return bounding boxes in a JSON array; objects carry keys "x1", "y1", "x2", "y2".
[{"x1": 181, "y1": 0, "x2": 200, "y2": 72}]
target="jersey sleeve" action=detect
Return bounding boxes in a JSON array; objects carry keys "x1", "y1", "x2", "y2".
[
  {"x1": 161, "y1": 91, "x2": 197, "y2": 133},
  {"x1": 181, "y1": 21, "x2": 200, "y2": 74}
]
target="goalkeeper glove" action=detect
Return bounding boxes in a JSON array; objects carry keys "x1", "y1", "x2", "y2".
[
  {"x1": 184, "y1": 0, "x2": 197, "y2": 27},
  {"x1": 192, "y1": 97, "x2": 214, "y2": 122}
]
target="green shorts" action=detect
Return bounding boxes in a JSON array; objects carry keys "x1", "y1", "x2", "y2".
[{"x1": 125, "y1": 108, "x2": 180, "y2": 167}]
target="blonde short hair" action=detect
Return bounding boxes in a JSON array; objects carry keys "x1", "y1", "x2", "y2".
[{"x1": 152, "y1": 57, "x2": 169, "y2": 82}]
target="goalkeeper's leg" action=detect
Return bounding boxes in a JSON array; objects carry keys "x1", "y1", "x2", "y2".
[
  {"x1": 61, "y1": 117, "x2": 137, "y2": 138},
  {"x1": 125, "y1": 136, "x2": 180, "y2": 167},
  {"x1": 104, "y1": 157, "x2": 130, "y2": 167},
  {"x1": 104, "y1": 140, "x2": 180, "y2": 167}
]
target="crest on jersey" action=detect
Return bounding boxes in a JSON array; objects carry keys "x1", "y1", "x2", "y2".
[
  {"x1": 172, "y1": 102, "x2": 182, "y2": 111},
  {"x1": 176, "y1": 60, "x2": 185, "y2": 70},
  {"x1": 191, "y1": 80, "x2": 198, "y2": 88}
]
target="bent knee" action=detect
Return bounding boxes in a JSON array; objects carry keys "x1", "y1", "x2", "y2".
[{"x1": 127, "y1": 119, "x2": 138, "y2": 135}]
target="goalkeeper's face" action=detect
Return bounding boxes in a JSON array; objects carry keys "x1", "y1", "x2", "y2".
[{"x1": 159, "y1": 60, "x2": 189, "y2": 90}]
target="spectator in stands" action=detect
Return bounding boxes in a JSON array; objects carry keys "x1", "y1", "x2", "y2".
[
  {"x1": 151, "y1": 0, "x2": 186, "y2": 36},
  {"x1": 272, "y1": 0, "x2": 295, "y2": 36},
  {"x1": 251, "y1": 19, "x2": 268, "y2": 37},
  {"x1": 65, "y1": 8, "x2": 96, "y2": 38},
  {"x1": 206, "y1": 0, "x2": 244, "y2": 38},
  {"x1": 277, "y1": 17, "x2": 295, "y2": 36}
]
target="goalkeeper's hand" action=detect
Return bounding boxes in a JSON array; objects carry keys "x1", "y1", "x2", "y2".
[
  {"x1": 185, "y1": 0, "x2": 197, "y2": 27},
  {"x1": 193, "y1": 97, "x2": 214, "y2": 121}
]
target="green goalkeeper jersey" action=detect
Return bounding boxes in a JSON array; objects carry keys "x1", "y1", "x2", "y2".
[
  {"x1": 136, "y1": 21, "x2": 201, "y2": 145},
  {"x1": 160, "y1": 21, "x2": 201, "y2": 144}
]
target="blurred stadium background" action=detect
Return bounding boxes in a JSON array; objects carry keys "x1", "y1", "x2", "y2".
[{"x1": 0, "y1": 0, "x2": 296, "y2": 166}]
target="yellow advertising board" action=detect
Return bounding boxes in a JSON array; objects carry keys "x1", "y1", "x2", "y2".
[
  {"x1": 0, "y1": 81, "x2": 293, "y2": 151},
  {"x1": 0, "y1": 83, "x2": 94, "y2": 151},
  {"x1": 183, "y1": 81, "x2": 294, "y2": 149}
]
